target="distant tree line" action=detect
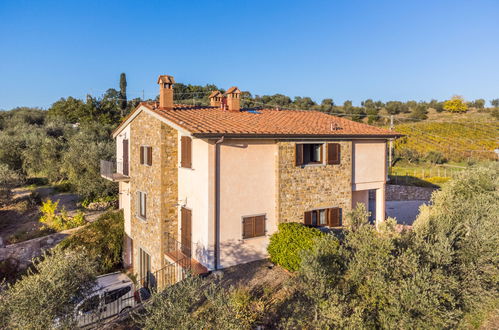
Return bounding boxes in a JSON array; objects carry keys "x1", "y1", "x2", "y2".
[{"x1": 1, "y1": 73, "x2": 498, "y2": 202}]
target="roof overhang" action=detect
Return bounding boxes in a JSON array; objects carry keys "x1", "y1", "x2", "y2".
[
  {"x1": 192, "y1": 133, "x2": 404, "y2": 140},
  {"x1": 112, "y1": 105, "x2": 193, "y2": 138}
]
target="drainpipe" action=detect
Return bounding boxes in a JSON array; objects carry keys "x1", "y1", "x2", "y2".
[{"x1": 213, "y1": 136, "x2": 224, "y2": 270}]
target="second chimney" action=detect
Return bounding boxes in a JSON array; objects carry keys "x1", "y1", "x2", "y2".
[
  {"x1": 225, "y1": 87, "x2": 241, "y2": 111},
  {"x1": 209, "y1": 90, "x2": 222, "y2": 107},
  {"x1": 157, "y1": 75, "x2": 175, "y2": 109}
]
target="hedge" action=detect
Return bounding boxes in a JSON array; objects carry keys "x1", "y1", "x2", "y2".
[{"x1": 267, "y1": 222, "x2": 324, "y2": 271}]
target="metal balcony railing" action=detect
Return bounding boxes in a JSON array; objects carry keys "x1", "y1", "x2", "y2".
[
  {"x1": 100, "y1": 160, "x2": 129, "y2": 182},
  {"x1": 164, "y1": 232, "x2": 192, "y2": 271}
]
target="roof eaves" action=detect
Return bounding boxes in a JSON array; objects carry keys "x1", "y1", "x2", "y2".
[{"x1": 191, "y1": 132, "x2": 404, "y2": 139}]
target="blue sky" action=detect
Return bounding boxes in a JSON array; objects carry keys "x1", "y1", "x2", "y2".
[{"x1": 1, "y1": 0, "x2": 498, "y2": 109}]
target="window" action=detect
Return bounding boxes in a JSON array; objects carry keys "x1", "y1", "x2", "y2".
[
  {"x1": 104, "y1": 286, "x2": 132, "y2": 305},
  {"x1": 140, "y1": 146, "x2": 152, "y2": 166},
  {"x1": 136, "y1": 191, "x2": 147, "y2": 219},
  {"x1": 139, "y1": 248, "x2": 151, "y2": 287},
  {"x1": 181, "y1": 136, "x2": 192, "y2": 168},
  {"x1": 304, "y1": 207, "x2": 341, "y2": 227},
  {"x1": 242, "y1": 215, "x2": 266, "y2": 239},
  {"x1": 295, "y1": 143, "x2": 341, "y2": 166}
]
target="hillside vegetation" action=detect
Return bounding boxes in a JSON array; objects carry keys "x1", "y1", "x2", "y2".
[
  {"x1": 395, "y1": 121, "x2": 498, "y2": 162},
  {"x1": 392, "y1": 107, "x2": 498, "y2": 164}
]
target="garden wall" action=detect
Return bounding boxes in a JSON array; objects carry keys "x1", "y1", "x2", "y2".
[{"x1": 386, "y1": 184, "x2": 437, "y2": 201}]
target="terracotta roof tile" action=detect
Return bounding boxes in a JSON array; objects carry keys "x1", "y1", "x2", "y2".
[{"x1": 137, "y1": 102, "x2": 401, "y2": 138}]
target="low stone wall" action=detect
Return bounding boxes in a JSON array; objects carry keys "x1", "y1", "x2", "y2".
[
  {"x1": 386, "y1": 184, "x2": 437, "y2": 201},
  {"x1": 0, "y1": 226, "x2": 82, "y2": 276}
]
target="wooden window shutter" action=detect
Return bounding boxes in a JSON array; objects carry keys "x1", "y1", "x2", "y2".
[
  {"x1": 327, "y1": 143, "x2": 341, "y2": 165},
  {"x1": 243, "y1": 217, "x2": 254, "y2": 239},
  {"x1": 147, "y1": 147, "x2": 152, "y2": 166},
  {"x1": 254, "y1": 216, "x2": 266, "y2": 237},
  {"x1": 295, "y1": 144, "x2": 304, "y2": 166},
  {"x1": 327, "y1": 207, "x2": 341, "y2": 227},
  {"x1": 143, "y1": 193, "x2": 147, "y2": 218},
  {"x1": 140, "y1": 146, "x2": 144, "y2": 164},
  {"x1": 304, "y1": 211, "x2": 312, "y2": 225},
  {"x1": 181, "y1": 136, "x2": 192, "y2": 168}
]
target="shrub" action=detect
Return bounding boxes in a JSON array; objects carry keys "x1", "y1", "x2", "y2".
[
  {"x1": 137, "y1": 275, "x2": 258, "y2": 329},
  {"x1": 425, "y1": 150, "x2": 446, "y2": 164},
  {"x1": 58, "y1": 211, "x2": 124, "y2": 273},
  {"x1": 0, "y1": 249, "x2": 97, "y2": 329},
  {"x1": 39, "y1": 199, "x2": 86, "y2": 231},
  {"x1": 443, "y1": 95, "x2": 468, "y2": 113},
  {"x1": 267, "y1": 222, "x2": 324, "y2": 271}
]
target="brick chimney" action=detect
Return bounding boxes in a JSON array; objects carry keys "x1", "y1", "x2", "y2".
[
  {"x1": 209, "y1": 90, "x2": 222, "y2": 107},
  {"x1": 225, "y1": 87, "x2": 241, "y2": 111},
  {"x1": 157, "y1": 75, "x2": 175, "y2": 109}
]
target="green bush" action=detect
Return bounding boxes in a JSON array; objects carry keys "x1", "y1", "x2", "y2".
[
  {"x1": 58, "y1": 210, "x2": 124, "y2": 274},
  {"x1": 137, "y1": 275, "x2": 260, "y2": 329},
  {"x1": 425, "y1": 150, "x2": 446, "y2": 164},
  {"x1": 39, "y1": 199, "x2": 86, "y2": 231},
  {"x1": 267, "y1": 222, "x2": 324, "y2": 271}
]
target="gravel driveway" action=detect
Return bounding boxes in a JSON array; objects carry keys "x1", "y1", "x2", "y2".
[{"x1": 386, "y1": 200, "x2": 429, "y2": 226}]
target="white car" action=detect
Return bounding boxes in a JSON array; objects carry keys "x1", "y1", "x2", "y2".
[{"x1": 75, "y1": 272, "x2": 138, "y2": 327}]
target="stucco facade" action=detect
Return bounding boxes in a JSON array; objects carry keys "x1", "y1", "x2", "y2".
[{"x1": 218, "y1": 140, "x2": 278, "y2": 268}]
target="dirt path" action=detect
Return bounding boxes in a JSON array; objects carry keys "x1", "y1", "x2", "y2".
[{"x1": 1, "y1": 186, "x2": 107, "y2": 244}]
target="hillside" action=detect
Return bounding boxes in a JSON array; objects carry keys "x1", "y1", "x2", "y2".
[{"x1": 393, "y1": 109, "x2": 498, "y2": 163}]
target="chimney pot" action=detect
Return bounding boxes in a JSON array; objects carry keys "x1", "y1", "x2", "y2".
[{"x1": 157, "y1": 75, "x2": 175, "y2": 109}]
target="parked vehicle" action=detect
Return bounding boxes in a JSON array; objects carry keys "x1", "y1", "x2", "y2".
[{"x1": 75, "y1": 272, "x2": 138, "y2": 327}]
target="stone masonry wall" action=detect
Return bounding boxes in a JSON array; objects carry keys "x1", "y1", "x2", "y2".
[
  {"x1": 130, "y1": 111, "x2": 178, "y2": 274},
  {"x1": 277, "y1": 141, "x2": 352, "y2": 225},
  {"x1": 386, "y1": 184, "x2": 437, "y2": 201}
]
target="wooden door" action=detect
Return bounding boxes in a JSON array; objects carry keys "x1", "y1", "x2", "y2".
[
  {"x1": 181, "y1": 208, "x2": 192, "y2": 257},
  {"x1": 122, "y1": 139, "x2": 129, "y2": 176}
]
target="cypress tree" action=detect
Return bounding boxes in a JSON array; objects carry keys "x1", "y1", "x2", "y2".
[{"x1": 119, "y1": 73, "x2": 127, "y2": 116}]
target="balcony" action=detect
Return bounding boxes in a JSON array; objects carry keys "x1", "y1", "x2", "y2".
[
  {"x1": 100, "y1": 160, "x2": 130, "y2": 182},
  {"x1": 164, "y1": 232, "x2": 208, "y2": 275}
]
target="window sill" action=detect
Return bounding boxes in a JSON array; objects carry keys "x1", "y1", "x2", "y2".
[
  {"x1": 136, "y1": 215, "x2": 147, "y2": 222},
  {"x1": 241, "y1": 235, "x2": 268, "y2": 241},
  {"x1": 300, "y1": 163, "x2": 326, "y2": 168}
]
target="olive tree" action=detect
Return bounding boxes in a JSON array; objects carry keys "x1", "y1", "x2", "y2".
[{"x1": 0, "y1": 249, "x2": 97, "y2": 329}]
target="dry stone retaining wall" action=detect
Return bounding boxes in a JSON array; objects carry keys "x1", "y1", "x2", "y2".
[{"x1": 386, "y1": 184, "x2": 437, "y2": 201}]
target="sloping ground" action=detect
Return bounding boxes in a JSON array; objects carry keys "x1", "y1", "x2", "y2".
[{"x1": 394, "y1": 121, "x2": 498, "y2": 161}]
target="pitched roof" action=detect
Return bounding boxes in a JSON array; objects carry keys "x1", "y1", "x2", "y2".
[
  {"x1": 118, "y1": 102, "x2": 401, "y2": 138},
  {"x1": 157, "y1": 75, "x2": 175, "y2": 84},
  {"x1": 225, "y1": 86, "x2": 240, "y2": 94},
  {"x1": 209, "y1": 90, "x2": 222, "y2": 98}
]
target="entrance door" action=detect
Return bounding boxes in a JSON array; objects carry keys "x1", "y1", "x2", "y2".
[
  {"x1": 181, "y1": 208, "x2": 192, "y2": 257},
  {"x1": 122, "y1": 139, "x2": 129, "y2": 176}
]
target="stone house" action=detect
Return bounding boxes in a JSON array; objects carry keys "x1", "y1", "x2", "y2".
[{"x1": 103, "y1": 74, "x2": 401, "y2": 282}]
